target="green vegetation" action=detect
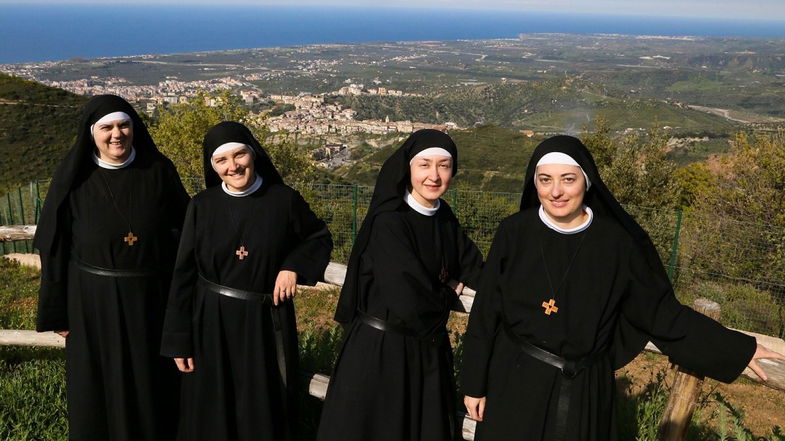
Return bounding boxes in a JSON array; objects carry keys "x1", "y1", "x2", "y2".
[
  {"x1": 674, "y1": 132, "x2": 785, "y2": 337},
  {"x1": 336, "y1": 79, "x2": 739, "y2": 135},
  {"x1": 0, "y1": 259, "x2": 38, "y2": 330},
  {"x1": 0, "y1": 347, "x2": 67, "y2": 441},
  {"x1": 616, "y1": 368, "x2": 785, "y2": 441},
  {"x1": 336, "y1": 125, "x2": 537, "y2": 192},
  {"x1": 150, "y1": 91, "x2": 324, "y2": 194},
  {"x1": 0, "y1": 73, "x2": 86, "y2": 192}
]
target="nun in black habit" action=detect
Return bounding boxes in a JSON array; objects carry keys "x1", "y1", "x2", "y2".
[
  {"x1": 317, "y1": 129, "x2": 484, "y2": 441},
  {"x1": 461, "y1": 135, "x2": 785, "y2": 441},
  {"x1": 161, "y1": 121, "x2": 332, "y2": 441},
  {"x1": 35, "y1": 94, "x2": 190, "y2": 441}
]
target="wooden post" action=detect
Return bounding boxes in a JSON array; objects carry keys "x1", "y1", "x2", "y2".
[{"x1": 656, "y1": 298, "x2": 721, "y2": 441}]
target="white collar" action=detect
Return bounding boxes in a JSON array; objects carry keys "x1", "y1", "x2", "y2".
[
  {"x1": 221, "y1": 173, "x2": 263, "y2": 197},
  {"x1": 538, "y1": 204, "x2": 593, "y2": 234},
  {"x1": 93, "y1": 146, "x2": 136, "y2": 170},
  {"x1": 405, "y1": 190, "x2": 440, "y2": 216}
]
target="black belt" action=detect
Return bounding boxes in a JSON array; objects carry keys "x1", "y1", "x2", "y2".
[
  {"x1": 503, "y1": 323, "x2": 607, "y2": 441},
  {"x1": 72, "y1": 258, "x2": 158, "y2": 278},
  {"x1": 198, "y1": 274, "x2": 272, "y2": 303},
  {"x1": 198, "y1": 275, "x2": 288, "y2": 390},
  {"x1": 357, "y1": 310, "x2": 446, "y2": 345}
]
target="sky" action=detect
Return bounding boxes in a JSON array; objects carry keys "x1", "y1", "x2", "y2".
[{"x1": 2, "y1": 0, "x2": 785, "y2": 21}]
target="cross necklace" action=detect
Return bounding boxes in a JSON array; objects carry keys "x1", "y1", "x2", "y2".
[
  {"x1": 538, "y1": 231, "x2": 588, "y2": 316},
  {"x1": 226, "y1": 202, "x2": 249, "y2": 261},
  {"x1": 98, "y1": 169, "x2": 138, "y2": 246}
]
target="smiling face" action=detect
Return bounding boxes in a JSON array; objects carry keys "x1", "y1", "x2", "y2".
[
  {"x1": 212, "y1": 145, "x2": 256, "y2": 192},
  {"x1": 535, "y1": 163, "x2": 587, "y2": 228},
  {"x1": 409, "y1": 155, "x2": 453, "y2": 208},
  {"x1": 93, "y1": 118, "x2": 133, "y2": 164}
]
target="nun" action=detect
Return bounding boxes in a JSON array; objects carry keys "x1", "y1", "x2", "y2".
[
  {"x1": 160, "y1": 121, "x2": 332, "y2": 441},
  {"x1": 461, "y1": 135, "x2": 785, "y2": 441},
  {"x1": 34, "y1": 94, "x2": 190, "y2": 441},
  {"x1": 317, "y1": 129, "x2": 484, "y2": 441}
]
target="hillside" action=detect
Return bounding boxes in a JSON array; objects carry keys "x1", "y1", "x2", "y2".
[
  {"x1": 0, "y1": 73, "x2": 86, "y2": 192},
  {"x1": 335, "y1": 125, "x2": 539, "y2": 192},
  {"x1": 337, "y1": 79, "x2": 740, "y2": 135}
]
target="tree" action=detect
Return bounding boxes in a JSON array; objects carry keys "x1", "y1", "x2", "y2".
[
  {"x1": 676, "y1": 132, "x2": 785, "y2": 336},
  {"x1": 150, "y1": 91, "x2": 249, "y2": 193},
  {"x1": 581, "y1": 118, "x2": 679, "y2": 209},
  {"x1": 685, "y1": 132, "x2": 785, "y2": 282},
  {"x1": 150, "y1": 91, "x2": 318, "y2": 194},
  {"x1": 580, "y1": 119, "x2": 681, "y2": 261},
  {"x1": 674, "y1": 161, "x2": 715, "y2": 209}
]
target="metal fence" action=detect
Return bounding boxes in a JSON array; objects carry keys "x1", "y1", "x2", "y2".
[{"x1": 1, "y1": 180, "x2": 783, "y2": 338}]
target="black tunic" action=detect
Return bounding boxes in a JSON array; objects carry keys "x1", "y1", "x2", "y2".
[
  {"x1": 461, "y1": 209, "x2": 756, "y2": 441},
  {"x1": 161, "y1": 183, "x2": 332, "y2": 441},
  {"x1": 36, "y1": 153, "x2": 189, "y2": 441},
  {"x1": 317, "y1": 203, "x2": 483, "y2": 441}
]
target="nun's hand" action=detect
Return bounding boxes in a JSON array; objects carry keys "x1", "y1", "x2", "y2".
[
  {"x1": 747, "y1": 344, "x2": 785, "y2": 382},
  {"x1": 274, "y1": 270, "x2": 297, "y2": 306},
  {"x1": 174, "y1": 357, "x2": 195, "y2": 373},
  {"x1": 448, "y1": 280, "x2": 465, "y2": 295},
  {"x1": 464, "y1": 395, "x2": 486, "y2": 421},
  {"x1": 54, "y1": 330, "x2": 69, "y2": 338}
]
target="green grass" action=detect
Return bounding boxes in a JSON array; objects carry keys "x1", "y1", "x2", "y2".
[
  {"x1": 0, "y1": 347, "x2": 67, "y2": 441},
  {"x1": 0, "y1": 259, "x2": 39, "y2": 330}
]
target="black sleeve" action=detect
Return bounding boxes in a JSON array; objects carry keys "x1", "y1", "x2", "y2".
[
  {"x1": 622, "y1": 246, "x2": 756, "y2": 383},
  {"x1": 160, "y1": 199, "x2": 198, "y2": 357},
  {"x1": 279, "y1": 190, "x2": 333, "y2": 286},
  {"x1": 456, "y1": 225, "x2": 484, "y2": 289},
  {"x1": 460, "y1": 220, "x2": 508, "y2": 397},
  {"x1": 165, "y1": 163, "x2": 191, "y2": 234},
  {"x1": 36, "y1": 207, "x2": 71, "y2": 332}
]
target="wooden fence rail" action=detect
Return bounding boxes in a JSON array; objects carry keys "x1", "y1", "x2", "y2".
[
  {"x1": 2, "y1": 225, "x2": 784, "y2": 440},
  {"x1": 0, "y1": 225, "x2": 36, "y2": 242}
]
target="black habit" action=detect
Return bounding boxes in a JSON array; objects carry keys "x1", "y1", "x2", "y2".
[
  {"x1": 160, "y1": 121, "x2": 332, "y2": 441},
  {"x1": 35, "y1": 95, "x2": 190, "y2": 441},
  {"x1": 460, "y1": 135, "x2": 757, "y2": 441},
  {"x1": 318, "y1": 129, "x2": 483, "y2": 441}
]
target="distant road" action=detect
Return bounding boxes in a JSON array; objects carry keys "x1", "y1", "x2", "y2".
[{"x1": 688, "y1": 105, "x2": 751, "y2": 124}]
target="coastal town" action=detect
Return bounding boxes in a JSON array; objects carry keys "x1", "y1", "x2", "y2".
[{"x1": 0, "y1": 61, "x2": 455, "y2": 137}]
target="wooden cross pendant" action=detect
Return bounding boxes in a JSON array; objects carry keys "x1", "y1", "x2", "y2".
[
  {"x1": 542, "y1": 298, "x2": 559, "y2": 315},
  {"x1": 235, "y1": 245, "x2": 249, "y2": 260},
  {"x1": 123, "y1": 232, "x2": 138, "y2": 246}
]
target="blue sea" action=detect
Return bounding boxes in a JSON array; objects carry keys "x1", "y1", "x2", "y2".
[{"x1": 2, "y1": 3, "x2": 785, "y2": 64}]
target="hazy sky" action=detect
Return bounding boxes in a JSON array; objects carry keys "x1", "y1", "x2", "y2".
[{"x1": 4, "y1": 0, "x2": 785, "y2": 21}]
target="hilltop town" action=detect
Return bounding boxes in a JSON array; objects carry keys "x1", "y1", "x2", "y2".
[{"x1": 1, "y1": 61, "x2": 456, "y2": 141}]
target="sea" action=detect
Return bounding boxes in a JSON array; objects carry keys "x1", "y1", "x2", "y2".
[{"x1": 2, "y1": 3, "x2": 785, "y2": 64}]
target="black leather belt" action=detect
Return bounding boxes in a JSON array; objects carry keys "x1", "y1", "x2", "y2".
[
  {"x1": 72, "y1": 258, "x2": 158, "y2": 278},
  {"x1": 503, "y1": 323, "x2": 607, "y2": 441},
  {"x1": 357, "y1": 310, "x2": 446, "y2": 344},
  {"x1": 198, "y1": 274, "x2": 272, "y2": 303},
  {"x1": 198, "y1": 275, "x2": 288, "y2": 390}
]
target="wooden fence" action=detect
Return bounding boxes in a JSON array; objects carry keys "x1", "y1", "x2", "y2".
[{"x1": 1, "y1": 226, "x2": 785, "y2": 440}]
